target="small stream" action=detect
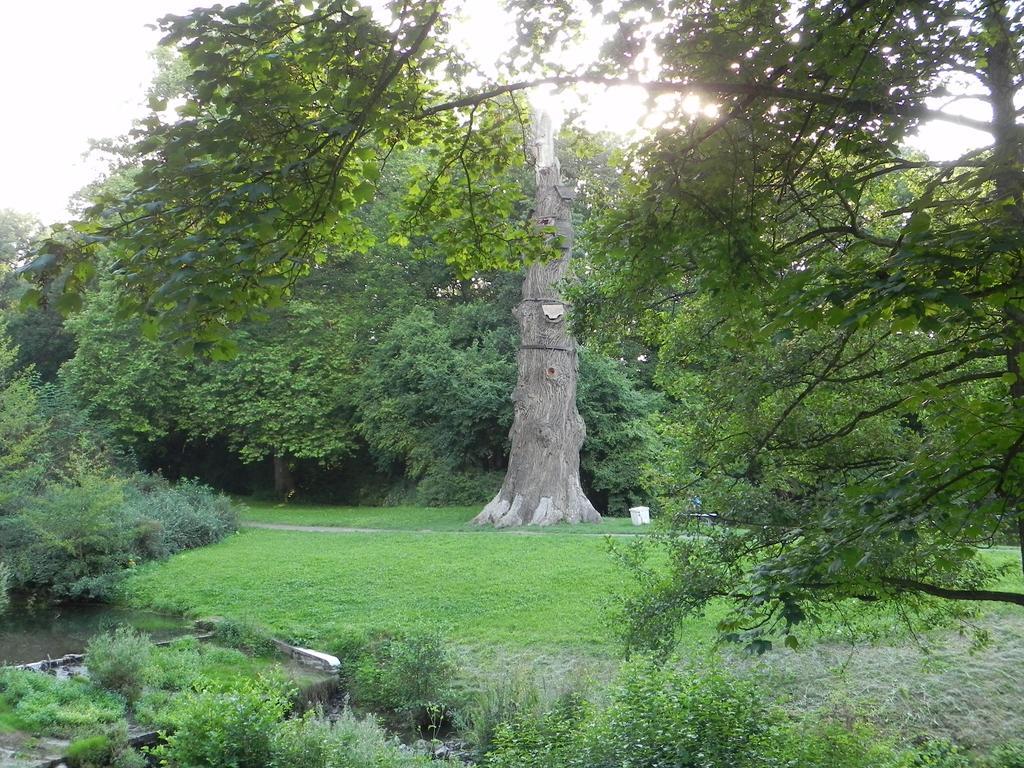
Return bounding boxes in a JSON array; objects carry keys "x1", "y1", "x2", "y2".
[{"x1": 0, "y1": 599, "x2": 191, "y2": 665}]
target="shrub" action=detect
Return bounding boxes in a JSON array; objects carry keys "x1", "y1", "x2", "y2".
[
  {"x1": 133, "y1": 688, "x2": 178, "y2": 731},
  {"x1": 577, "y1": 350, "x2": 662, "y2": 515},
  {"x1": 85, "y1": 627, "x2": 155, "y2": 705},
  {"x1": 484, "y1": 662, "x2": 915, "y2": 768},
  {"x1": 583, "y1": 660, "x2": 780, "y2": 768},
  {"x1": 122, "y1": 475, "x2": 237, "y2": 558},
  {"x1": 907, "y1": 740, "x2": 972, "y2": 768},
  {"x1": 16, "y1": 475, "x2": 133, "y2": 600},
  {"x1": 0, "y1": 560, "x2": 10, "y2": 614},
  {"x1": 456, "y1": 668, "x2": 542, "y2": 756},
  {"x1": 270, "y1": 708, "x2": 429, "y2": 768},
  {"x1": 486, "y1": 694, "x2": 590, "y2": 768},
  {"x1": 5, "y1": 472, "x2": 237, "y2": 600},
  {"x1": 335, "y1": 626, "x2": 456, "y2": 728},
  {"x1": 986, "y1": 740, "x2": 1024, "y2": 768},
  {"x1": 326, "y1": 707, "x2": 431, "y2": 768},
  {"x1": 65, "y1": 734, "x2": 114, "y2": 768},
  {"x1": 212, "y1": 616, "x2": 277, "y2": 656},
  {"x1": 0, "y1": 667, "x2": 125, "y2": 737},
  {"x1": 111, "y1": 747, "x2": 148, "y2": 768},
  {"x1": 270, "y1": 713, "x2": 338, "y2": 768},
  {"x1": 772, "y1": 721, "x2": 911, "y2": 768},
  {"x1": 150, "y1": 675, "x2": 293, "y2": 768},
  {"x1": 416, "y1": 468, "x2": 502, "y2": 507}
]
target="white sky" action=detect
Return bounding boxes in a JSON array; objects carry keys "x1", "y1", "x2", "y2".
[
  {"x1": 0, "y1": 1, "x2": 199, "y2": 223},
  {"x1": 0, "y1": 1, "x2": 993, "y2": 225}
]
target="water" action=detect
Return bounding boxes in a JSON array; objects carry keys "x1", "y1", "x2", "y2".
[{"x1": 0, "y1": 600, "x2": 190, "y2": 665}]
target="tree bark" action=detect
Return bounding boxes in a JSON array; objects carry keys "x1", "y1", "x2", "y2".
[
  {"x1": 273, "y1": 453, "x2": 295, "y2": 498},
  {"x1": 474, "y1": 116, "x2": 600, "y2": 527}
]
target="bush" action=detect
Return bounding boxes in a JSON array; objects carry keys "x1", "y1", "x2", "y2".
[
  {"x1": 319, "y1": 707, "x2": 430, "y2": 768},
  {"x1": 65, "y1": 734, "x2": 114, "y2": 768},
  {"x1": 150, "y1": 675, "x2": 293, "y2": 768},
  {"x1": 271, "y1": 708, "x2": 429, "y2": 768},
  {"x1": 3, "y1": 471, "x2": 237, "y2": 600},
  {"x1": 86, "y1": 627, "x2": 155, "y2": 705},
  {"x1": 0, "y1": 667, "x2": 125, "y2": 737},
  {"x1": 151, "y1": 674, "x2": 429, "y2": 768},
  {"x1": 908, "y1": 740, "x2": 972, "y2": 768},
  {"x1": 270, "y1": 713, "x2": 339, "y2": 768},
  {"x1": 986, "y1": 740, "x2": 1024, "y2": 768},
  {"x1": 576, "y1": 350, "x2": 662, "y2": 515},
  {"x1": 416, "y1": 468, "x2": 502, "y2": 507},
  {"x1": 0, "y1": 329, "x2": 236, "y2": 601},
  {"x1": 583, "y1": 660, "x2": 780, "y2": 768},
  {"x1": 212, "y1": 616, "x2": 277, "y2": 656},
  {"x1": 773, "y1": 721, "x2": 915, "y2": 768},
  {"x1": 111, "y1": 747, "x2": 148, "y2": 768},
  {"x1": 0, "y1": 560, "x2": 10, "y2": 614},
  {"x1": 16, "y1": 475, "x2": 133, "y2": 600},
  {"x1": 486, "y1": 694, "x2": 590, "y2": 768},
  {"x1": 484, "y1": 661, "x2": 916, "y2": 768},
  {"x1": 334, "y1": 626, "x2": 456, "y2": 729},
  {"x1": 456, "y1": 668, "x2": 542, "y2": 756},
  {"x1": 122, "y1": 474, "x2": 237, "y2": 558}
]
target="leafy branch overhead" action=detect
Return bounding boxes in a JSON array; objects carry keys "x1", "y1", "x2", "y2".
[
  {"x1": 574, "y1": 0, "x2": 1024, "y2": 649},
  {"x1": 23, "y1": 0, "x2": 542, "y2": 354}
]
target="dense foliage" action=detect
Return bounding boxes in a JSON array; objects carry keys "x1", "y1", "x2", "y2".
[
  {"x1": 3, "y1": 630, "x2": 428, "y2": 768},
  {"x1": 85, "y1": 627, "x2": 155, "y2": 706},
  {"x1": 558, "y1": 0, "x2": 1024, "y2": 642},
  {"x1": 0, "y1": 128, "x2": 652, "y2": 512},
  {"x1": 0, "y1": 327, "x2": 237, "y2": 600},
  {"x1": 331, "y1": 625, "x2": 457, "y2": 730},
  {"x1": 482, "y1": 659, "x2": 1010, "y2": 768},
  {"x1": 0, "y1": 667, "x2": 125, "y2": 737}
]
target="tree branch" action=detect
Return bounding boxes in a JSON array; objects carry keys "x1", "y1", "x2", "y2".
[
  {"x1": 884, "y1": 577, "x2": 1024, "y2": 606},
  {"x1": 420, "y1": 76, "x2": 996, "y2": 133}
]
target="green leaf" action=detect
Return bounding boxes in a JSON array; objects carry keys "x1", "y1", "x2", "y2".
[
  {"x1": 55, "y1": 293, "x2": 83, "y2": 315},
  {"x1": 18, "y1": 288, "x2": 43, "y2": 311}
]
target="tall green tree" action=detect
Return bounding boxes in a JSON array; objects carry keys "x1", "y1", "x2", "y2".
[
  {"x1": 0, "y1": 209, "x2": 44, "y2": 267},
  {"x1": 0, "y1": 330, "x2": 45, "y2": 513},
  {"x1": 0, "y1": 210, "x2": 72, "y2": 381},
  {"x1": 561, "y1": 0, "x2": 1024, "y2": 645}
]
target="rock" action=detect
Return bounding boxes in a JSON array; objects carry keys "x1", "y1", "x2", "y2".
[{"x1": 433, "y1": 744, "x2": 453, "y2": 760}]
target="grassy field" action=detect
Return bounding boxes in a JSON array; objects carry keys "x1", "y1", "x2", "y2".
[
  {"x1": 122, "y1": 503, "x2": 1024, "y2": 749},
  {"x1": 124, "y1": 526, "x2": 713, "y2": 652}
]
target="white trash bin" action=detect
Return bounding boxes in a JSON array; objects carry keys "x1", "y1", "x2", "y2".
[{"x1": 629, "y1": 506, "x2": 651, "y2": 525}]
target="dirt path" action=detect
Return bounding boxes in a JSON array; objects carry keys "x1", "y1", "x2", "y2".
[{"x1": 241, "y1": 521, "x2": 645, "y2": 537}]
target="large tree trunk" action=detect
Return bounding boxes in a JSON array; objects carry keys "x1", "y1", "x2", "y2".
[
  {"x1": 273, "y1": 453, "x2": 295, "y2": 498},
  {"x1": 474, "y1": 116, "x2": 600, "y2": 527}
]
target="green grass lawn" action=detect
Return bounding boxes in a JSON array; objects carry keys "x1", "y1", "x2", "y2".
[
  {"x1": 128, "y1": 504, "x2": 1023, "y2": 654},
  {"x1": 123, "y1": 526, "x2": 715, "y2": 652},
  {"x1": 239, "y1": 501, "x2": 648, "y2": 534}
]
